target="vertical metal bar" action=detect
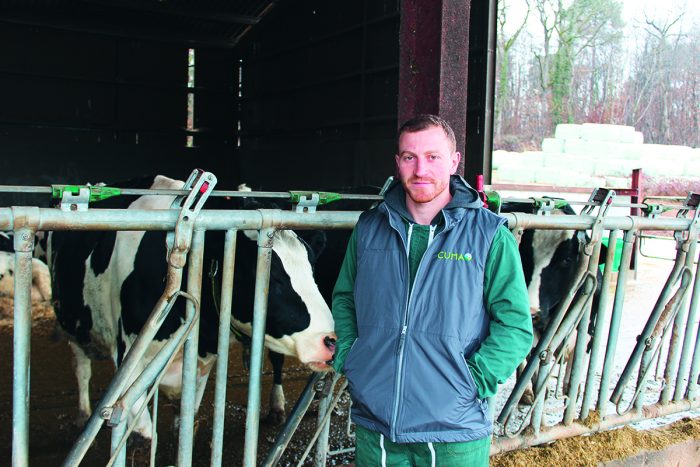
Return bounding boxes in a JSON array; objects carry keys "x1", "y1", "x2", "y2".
[
  {"x1": 110, "y1": 420, "x2": 127, "y2": 467},
  {"x1": 598, "y1": 230, "x2": 636, "y2": 418},
  {"x1": 12, "y1": 229, "x2": 34, "y2": 467},
  {"x1": 686, "y1": 302, "x2": 700, "y2": 399},
  {"x1": 177, "y1": 229, "x2": 205, "y2": 467},
  {"x1": 634, "y1": 348, "x2": 654, "y2": 412},
  {"x1": 581, "y1": 229, "x2": 620, "y2": 419},
  {"x1": 211, "y1": 229, "x2": 237, "y2": 467},
  {"x1": 661, "y1": 239, "x2": 698, "y2": 403},
  {"x1": 676, "y1": 245, "x2": 700, "y2": 401},
  {"x1": 243, "y1": 227, "x2": 275, "y2": 467},
  {"x1": 531, "y1": 360, "x2": 552, "y2": 434},
  {"x1": 314, "y1": 374, "x2": 340, "y2": 466},
  {"x1": 564, "y1": 242, "x2": 602, "y2": 424},
  {"x1": 150, "y1": 389, "x2": 159, "y2": 467}
]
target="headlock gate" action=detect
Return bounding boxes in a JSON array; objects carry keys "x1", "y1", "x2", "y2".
[{"x1": 2, "y1": 170, "x2": 699, "y2": 466}]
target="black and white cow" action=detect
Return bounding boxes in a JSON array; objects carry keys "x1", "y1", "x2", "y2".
[
  {"x1": 48, "y1": 175, "x2": 336, "y2": 439},
  {"x1": 0, "y1": 232, "x2": 51, "y2": 303}
]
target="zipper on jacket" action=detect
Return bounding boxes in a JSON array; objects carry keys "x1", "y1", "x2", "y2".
[
  {"x1": 389, "y1": 219, "x2": 412, "y2": 440},
  {"x1": 387, "y1": 214, "x2": 447, "y2": 440}
]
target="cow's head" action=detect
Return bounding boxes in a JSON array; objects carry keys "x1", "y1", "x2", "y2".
[{"x1": 230, "y1": 185, "x2": 336, "y2": 372}]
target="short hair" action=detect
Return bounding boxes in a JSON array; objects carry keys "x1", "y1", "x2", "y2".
[{"x1": 397, "y1": 114, "x2": 456, "y2": 152}]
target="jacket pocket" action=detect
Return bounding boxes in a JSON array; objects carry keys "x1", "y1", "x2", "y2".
[{"x1": 461, "y1": 352, "x2": 482, "y2": 402}]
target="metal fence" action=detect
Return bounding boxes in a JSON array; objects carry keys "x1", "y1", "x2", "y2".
[{"x1": 2, "y1": 177, "x2": 699, "y2": 466}]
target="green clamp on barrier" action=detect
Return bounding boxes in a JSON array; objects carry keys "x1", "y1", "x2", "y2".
[
  {"x1": 289, "y1": 191, "x2": 343, "y2": 206},
  {"x1": 52, "y1": 185, "x2": 122, "y2": 203},
  {"x1": 484, "y1": 190, "x2": 502, "y2": 214}
]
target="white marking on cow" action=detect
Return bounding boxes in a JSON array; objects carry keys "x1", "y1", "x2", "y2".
[{"x1": 68, "y1": 340, "x2": 93, "y2": 424}]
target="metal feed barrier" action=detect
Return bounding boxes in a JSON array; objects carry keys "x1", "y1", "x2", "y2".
[{"x1": 2, "y1": 174, "x2": 700, "y2": 465}]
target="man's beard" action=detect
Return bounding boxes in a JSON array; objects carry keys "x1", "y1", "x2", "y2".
[{"x1": 402, "y1": 177, "x2": 449, "y2": 204}]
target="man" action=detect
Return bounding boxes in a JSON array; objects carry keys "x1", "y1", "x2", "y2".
[{"x1": 332, "y1": 114, "x2": 533, "y2": 466}]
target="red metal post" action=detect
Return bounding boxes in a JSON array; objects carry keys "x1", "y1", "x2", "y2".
[
  {"x1": 630, "y1": 168, "x2": 642, "y2": 271},
  {"x1": 398, "y1": 0, "x2": 471, "y2": 176}
]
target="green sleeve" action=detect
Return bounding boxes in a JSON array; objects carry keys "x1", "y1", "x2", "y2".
[
  {"x1": 331, "y1": 227, "x2": 359, "y2": 374},
  {"x1": 467, "y1": 225, "x2": 533, "y2": 398}
]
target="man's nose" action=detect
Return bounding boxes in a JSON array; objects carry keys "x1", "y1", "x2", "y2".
[{"x1": 414, "y1": 157, "x2": 428, "y2": 176}]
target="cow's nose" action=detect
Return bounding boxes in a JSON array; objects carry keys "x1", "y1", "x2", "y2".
[{"x1": 324, "y1": 335, "x2": 336, "y2": 352}]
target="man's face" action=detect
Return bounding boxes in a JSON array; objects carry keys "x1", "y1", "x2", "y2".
[{"x1": 395, "y1": 126, "x2": 461, "y2": 205}]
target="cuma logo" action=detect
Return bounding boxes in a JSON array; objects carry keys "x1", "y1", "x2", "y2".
[{"x1": 437, "y1": 251, "x2": 473, "y2": 261}]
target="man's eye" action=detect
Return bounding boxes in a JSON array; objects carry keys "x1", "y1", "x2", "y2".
[
  {"x1": 429, "y1": 154, "x2": 439, "y2": 160},
  {"x1": 403, "y1": 155, "x2": 414, "y2": 161}
]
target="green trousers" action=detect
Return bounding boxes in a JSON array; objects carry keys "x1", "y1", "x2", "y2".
[{"x1": 354, "y1": 425, "x2": 490, "y2": 467}]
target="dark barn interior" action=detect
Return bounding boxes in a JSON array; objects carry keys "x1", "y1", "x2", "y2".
[{"x1": 0, "y1": 0, "x2": 492, "y2": 203}]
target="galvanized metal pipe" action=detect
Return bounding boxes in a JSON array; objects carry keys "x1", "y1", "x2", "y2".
[
  {"x1": 211, "y1": 229, "x2": 237, "y2": 467},
  {"x1": 675, "y1": 246, "x2": 700, "y2": 401},
  {"x1": 314, "y1": 374, "x2": 341, "y2": 466},
  {"x1": 491, "y1": 398, "x2": 700, "y2": 455},
  {"x1": 243, "y1": 227, "x2": 275, "y2": 466},
  {"x1": 110, "y1": 418, "x2": 127, "y2": 467},
  {"x1": 662, "y1": 239, "x2": 698, "y2": 403},
  {"x1": 531, "y1": 360, "x2": 553, "y2": 434},
  {"x1": 581, "y1": 229, "x2": 620, "y2": 420},
  {"x1": 565, "y1": 242, "x2": 602, "y2": 425},
  {"x1": 12, "y1": 226, "x2": 36, "y2": 467},
  {"x1": 598, "y1": 230, "x2": 636, "y2": 418},
  {"x1": 177, "y1": 229, "x2": 205, "y2": 467},
  {"x1": 1, "y1": 208, "x2": 694, "y2": 233},
  {"x1": 686, "y1": 308, "x2": 700, "y2": 399},
  {"x1": 0, "y1": 207, "x2": 362, "y2": 232},
  {"x1": 611, "y1": 245, "x2": 688, "y2": 406}
]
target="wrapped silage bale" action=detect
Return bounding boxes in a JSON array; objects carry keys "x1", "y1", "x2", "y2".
[
  {"x1": 492, "y1": 150, "x2": 521, "y2": 170},
  {"x1": 520, "y1": 151, "x2": 547, "y2": 167},
  {"x1": 639, "y1": 159, "x2": 686, "y2": 177},
  {"x1": 682, "y1": 159, "x2": 700, "y2": 178},
  {"x1": 618, "y1": 144, "x2": 643, "y2": 160},
  {"x1": 564, "y1": 139, "x2": 624, "y2": 159},
  {"x1": 605, "y1": 176, "x2": 631, "y2": 189},
  {"x1": 593, "y1": 158, "x2": 639, "y2": 177},
  {"x1": 542, "y1": 152, "x2": 596, "y2": 176},
  {"x1": 495, "y1": 165, "x2": 538, "y2": 184},
  {"x1": 639, "y1": 145, "x2": 694, "y2": 167},
  {"x1": 554, "y1": 124, "x2": 582, "y2": 140},
  {"x1": 581, "y1": 123, "x2": 636, "y2": 143},
  {"x1": 542, "y1": 137, "x2": 565, "y2": 153}
]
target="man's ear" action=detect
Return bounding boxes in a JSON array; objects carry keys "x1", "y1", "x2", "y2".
[
  {"x1": 395, "y1": 154, "x2": 400, "y2": 167},
  {"x1": 451, "y1": 152, "x2": 462, "y2": 173}
]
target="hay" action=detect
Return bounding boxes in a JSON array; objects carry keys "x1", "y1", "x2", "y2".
[
  {"x1": 491, "y1": 416, "x2": 700, "y2": 467},
  {"x1": 0, "y1": 297, "x2": 55, "y2": 328}
]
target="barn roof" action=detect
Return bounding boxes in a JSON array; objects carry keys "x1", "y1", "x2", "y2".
[{"x1": 0, "y1": 0, "x2": 277, "y2": 48}]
